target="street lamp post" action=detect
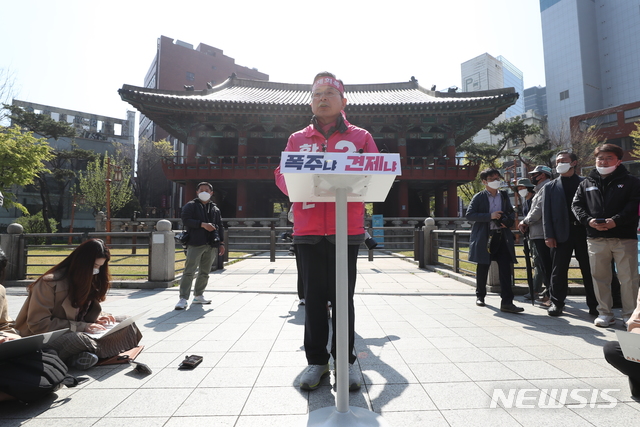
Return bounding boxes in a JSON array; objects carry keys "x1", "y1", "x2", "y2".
[{"x1": 68, "y1": 193, "x2": 85, "y2": 244}]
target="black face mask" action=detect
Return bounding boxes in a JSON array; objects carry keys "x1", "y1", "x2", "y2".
[{"x1": 530, "y1": 175, "x2": 538, "y2": 185}]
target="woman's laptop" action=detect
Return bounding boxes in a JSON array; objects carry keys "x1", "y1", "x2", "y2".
[
  {"x1": 615, "y1": 330, "x2": 640, "y2": 363},
  {"x1": 0, "y1": 328, "x2": 68, "y2": 360}
]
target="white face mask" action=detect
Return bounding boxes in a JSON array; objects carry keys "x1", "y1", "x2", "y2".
[
  {"x1": 198, "y1": 192, "x2": 212, "y2": 202},
  {"x1": 556, "y1": 163, "x2": 572, "y2": 174},
  {"x1": 487, "y1": 180, "x2": 502, "y2": 190},
  {"x1": 596, "y1": 165, "x2": 617, "y2": 176},
  {"x1": 518, "y1": 189, "x2": 529, "y2": 198},
  {"x1": 93, "y1": 268, "x2": 100, "y2": 275}
]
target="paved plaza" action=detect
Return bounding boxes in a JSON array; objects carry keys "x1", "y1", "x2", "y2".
[{"x1": 1, "y1": 254, "x2": 638, "y2": 426}]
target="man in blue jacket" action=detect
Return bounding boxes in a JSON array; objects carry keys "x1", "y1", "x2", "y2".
[
  {"x1": 467, "y1": 168, "x2": 523, "y2": 313},
  {"x1": 175, "y1": 182, "x2": 225, "y2": 310},
  {"x1": 572, "y1": 144, "x2": 640, "y2": 327}
]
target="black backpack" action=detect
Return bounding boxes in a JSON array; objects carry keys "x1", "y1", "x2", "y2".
[{"x1": 0, "y1": 350, "x2": 80, "y2": 403}]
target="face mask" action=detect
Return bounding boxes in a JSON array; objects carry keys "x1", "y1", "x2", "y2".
[
  {"x1": 487, "y1": 180, "x2": 502, "y2": 190},
  {"x1": 596, "y1": 165, "x2": 617, "y2": 176},
  {"x1": 556, "y1": 163, "x2": 572, "y2": 174},
  {"x1": 198, "y1": 192, "x2": 212, "y2": 202},
  {"x1": 93, "y1": 268, "x2": 100, "y2": 275},
  {"x1": 518, "y1": 189, "x2": 529, "y2": 198}
]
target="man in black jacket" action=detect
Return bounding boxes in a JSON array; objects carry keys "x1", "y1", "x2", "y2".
[
  {"x1": 572, "y1": 144, "x2": 640, "y2": 328},
  {"x1": 175, "y1": 182, "x2": 225, "y2": 310},
  {"x1": 542, "y1": 151, "x2": 598, "y2": 317}
]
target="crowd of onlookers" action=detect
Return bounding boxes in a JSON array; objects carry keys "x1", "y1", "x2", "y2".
[{"x1": 467, "y1": 143, "x2": 640, "y2": 397}]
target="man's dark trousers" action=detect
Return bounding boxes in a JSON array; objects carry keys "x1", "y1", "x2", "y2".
[
  {"x1": 549, "y1": 224, "x2": 597, "y2": 310},
  {"x1": 296, "y1": 238, "x2": 358, "y2": 365},
  {"x1": 475, "y1": 233, "x2": 514, "y2": 304}
]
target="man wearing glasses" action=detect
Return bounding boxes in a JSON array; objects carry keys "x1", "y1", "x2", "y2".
[
  {"x1": 275, "y1": 72, "x2": 378, "y2": 392},
  {"x1": 572, "y1": 144, "x2": 640, "y2": 328}
]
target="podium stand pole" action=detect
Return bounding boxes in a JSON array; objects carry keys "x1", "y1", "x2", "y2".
[
  {"x1": 335, "y1": 187, "x2": 349, "y2": 413},
  {"x1": 306, "y1": 187, "x2": 390, "y2": 426}
]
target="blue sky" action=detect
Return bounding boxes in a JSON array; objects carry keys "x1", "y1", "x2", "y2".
[{"x1": 0, "y1": 0, "x2": 545, "y2": 125}]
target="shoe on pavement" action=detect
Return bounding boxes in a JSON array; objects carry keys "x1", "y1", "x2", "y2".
[
  {"x1": 300, "y1": 364, "x2": 329, "y2": 391},
  {"x1": 334, "y1": 363, "x2": 362, "y2": 391},
  {"x1": 347, "y1": 363, "x2": 362, "y2": 391},
  {"x1": 175, "y1": 298, "x2": 188, "y2": 310},
  {"x1": 298, "y1": 298, "x2": 306, "y2": 306},
  {"x1": 475, "y1": 299, "x2": 486, "y2": 307},
  {"x1": 536, "y1": 295, "x2": 550, "y2": 303},
  {"x1": 500, "y1": 303, "x2": 524, "y2": 313},
  {"x1": 192, "y1": 295, "x2": 211, "y2": 304},
  {"x1": 594, "y1": 315, "x2": 616, "y2": 327},
  {"x1": 69, "y1": 351, "x2": 98, "y2": 370},
  {"x1": 547, "y1": 304, "x2": 563, "y2": 317}
]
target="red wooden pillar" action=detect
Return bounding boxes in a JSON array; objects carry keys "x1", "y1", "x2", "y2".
[
  {"x1": 447, "y1": 181, "x2": 458, "y2": 217},
  {"x1": 398, "y1": 181, "x2": 409, "y2": 217},
  {"x1": 236, "y1": 181, "x2": 247, "y2": 217},
  {"x1": 186, "y1": 135, "x2": 198, "y2": 163},
  {"x1": 434, "y1": 187, "x2": 444, "y2": 217},
  {"x1": 238, "y1": 136, "x2": 247, "y2": 166}
]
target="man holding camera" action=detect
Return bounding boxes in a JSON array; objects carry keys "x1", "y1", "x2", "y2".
[
  {"x1": 467, "y1": 168, "x2": 523, "y2": 313},
  {"x1": 175, "y1": 182, "x2": 225, "y2": 310},
  {"x1": 572, "y1": 144, "x2": 640, "y2": 327}
]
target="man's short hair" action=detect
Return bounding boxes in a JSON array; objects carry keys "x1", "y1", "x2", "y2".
[
  {"x1": 556, "y1": 150, "x2": 577, "y2": 163},
  {"x1": 594, "y1": 143, "x2": 624, "y2": 160},
  {"x1": 196, "y1": 182, "x2": 213, "y2": 191},
  {"x1": 480, "y1": 168, "x2": 502, "y2": 181}
]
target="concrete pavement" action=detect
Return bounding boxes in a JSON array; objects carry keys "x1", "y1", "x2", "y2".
[{"x1": 1, "y1": 254, "x2": 637, "y2": 426}]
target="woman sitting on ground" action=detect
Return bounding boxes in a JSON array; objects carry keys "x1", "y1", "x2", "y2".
[{"x1": 15, "y1": 239, "x2": 142, "y2": 369}]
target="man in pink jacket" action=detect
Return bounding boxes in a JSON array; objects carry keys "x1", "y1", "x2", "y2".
[{"x1": 275, "y1": 72, "x2": 378, "y2": 392}]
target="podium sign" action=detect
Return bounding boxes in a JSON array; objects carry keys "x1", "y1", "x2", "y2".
[{"x1": 280, "y1": 152, "x2": 401, "y2": 202}]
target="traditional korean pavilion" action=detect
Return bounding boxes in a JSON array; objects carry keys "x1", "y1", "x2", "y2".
[{"x1": 119, "y1": 75, "x2": 518, "y2": 218}]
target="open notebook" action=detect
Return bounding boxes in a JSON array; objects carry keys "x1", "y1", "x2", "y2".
[{"x1": 84, "y1": 310, "x2": 148, "y2": 340}]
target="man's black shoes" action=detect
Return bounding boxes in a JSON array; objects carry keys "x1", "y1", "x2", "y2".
[
  {"x1": 500, "y1": 303, "x2": 524, "y2": 313},
  {"x1": 476, "y1": 299, "x2": 486, "y2": 307},
  {"x1": 547, "y1": 304, "x2": 563, "y2": 316}
]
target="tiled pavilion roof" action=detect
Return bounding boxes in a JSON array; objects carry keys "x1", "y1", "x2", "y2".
[{"x1": 119, "y1": 74, "x2": 518, "y2": 115}]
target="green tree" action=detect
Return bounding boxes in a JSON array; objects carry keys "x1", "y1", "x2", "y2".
[
  {"x1": 458, "y1": 117, "x2": 541, "y2": 169},
  {"x1": 78, "y1": 152, "x2": 133, "y2": 216},
  {"x1": 629, "y1": 122, "x2": 640, "y2": 158},
  {"x1": 14, "y1": 211, "x2": 59, "y2": 244},
  {"x1": 5, "y1": 103, "x2": 82, "y2": 231},
  {"x1": 0, "y1": 126, "x2": 53, "y2": 213}
]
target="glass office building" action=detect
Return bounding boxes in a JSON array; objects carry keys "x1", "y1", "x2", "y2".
[{"x1": 541, "y1": 0, "x2": 640, "y2": 138}]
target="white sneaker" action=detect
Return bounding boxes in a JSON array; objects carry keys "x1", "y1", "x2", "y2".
[
  {"x1": 594, "y1": 315, "x2": 616, "y2": 327},
  {"x1": 192, "y1": 295, "x2": 211, "y2": 304},
  {"x1": 175, "y1": 298, "x2": 188, "y2": 310}
]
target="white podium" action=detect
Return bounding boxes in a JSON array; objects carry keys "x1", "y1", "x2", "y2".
[{"x1": 281, "y1": 152, "x2": 401, "y2": 427}]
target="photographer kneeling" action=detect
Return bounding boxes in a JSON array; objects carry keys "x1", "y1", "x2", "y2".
[{"x1": 467, "y1": 168, "x2": 524, "y2": 313}]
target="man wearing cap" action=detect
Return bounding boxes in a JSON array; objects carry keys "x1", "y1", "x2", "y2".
[
  {"x1": 572, "y1": 144, "x2": 640, "y2": 327},
  {"x1": 515, "y1": 178, "x2": 535, "y2": 216},
  {"x1": 543, "y1": 151, "x2": 597, "y2": 316},
  {"x1": 516, "y1": 176, "x2": 545, "y2": 300},
  {"x1": 518, "y1": 166, "x2": 553, "y2": 301},
  {"x1": 275, "y1": 72, "x2": 378, "y2": 392},
  {"x1": 467, "y1": 168, "x2": 523, "y2": 313}
]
